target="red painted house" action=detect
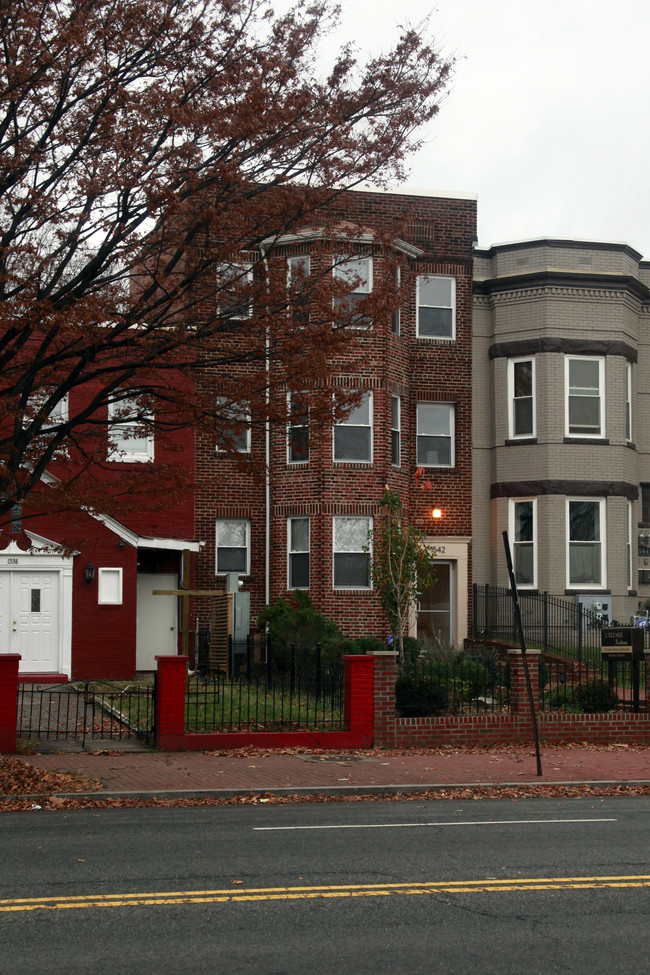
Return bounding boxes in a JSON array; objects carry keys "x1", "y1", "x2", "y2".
[{"x1": 0, "y1": 388, "x2": 200, "y2": 681}]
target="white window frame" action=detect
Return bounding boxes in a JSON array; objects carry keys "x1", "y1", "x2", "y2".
[
  {"x1": 288, "y1": 516, "x2": 310, "y2": 590},
  {"x1": 215, "y1": 519, "x2": 251, "y2": 576},
  {"x1": 287, "y1": 254, "x2": 311, "y2": 284},
  {"x1": 287, "y1": 255, "x2": 310, "y2": 326},
  {"x1": 215, "y1": 397, "x2": 251, "y2": 454},
  {"x1": 98, "y1": 567, "x2": 123, "y2": 605},
  {"x1": 566, "y1": 497, "x2": 606, "y2": 589},
  {"x1": 627, "y1": 499, "x2": 633, "y2": 590},
  {"x1": 626, "y1": 361, "x2": 632, "y2": 442},
  {"x1": 509, "y1": 498, "x2": 537, "y2": 589},
  {"x1": 391, "y1": 394, "x2": 401, "y2": 467},
  {"x1": 25, "y1": 390, "x2": 70, "y2": 456},
  {"x1": 107, "y1": 395, "x2": 154, "y2": 463},
  {"x1": 332, "y1": 515, "x2": 372, "y2": 590},
  {"x1": 565, "y1": 356, "x2": 605, "y2": 438},
  {"x1": 416, "y1": 402, "x2": 455, "y2": 468},
  {"x1": 217, "y1": 262, "x2": 253, "y2": 320},
  {"x1": 333, "y1": 254, "x2": 373, "y2": 327},
  {"x1": 508, "y1": 357, "x2": 536, "y2": 439},
  {"x1": 333, "y1": 391, "x2": 373, "y2": 463},
  {"x1": 287, "y1": 391, "x2": 309, "y2": 464},
  {"x1": 416, "y1": 275, "x2": 456, "y2": 340}
]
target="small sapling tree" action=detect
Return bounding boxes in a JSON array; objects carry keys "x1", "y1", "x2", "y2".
[{"x1": 368, "y1": 486, "x2": 436, "y2": 658}]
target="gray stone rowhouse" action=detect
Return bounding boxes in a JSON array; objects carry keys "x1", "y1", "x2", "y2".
[{"x1": 473, "y1": 237, "x2": 650, "y2": 625}]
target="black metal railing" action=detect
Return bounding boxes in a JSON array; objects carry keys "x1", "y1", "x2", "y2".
[
  {"x1": 16, "y1": 681, "x2": 155, "y2": 747},
  {"x1": 472, "y1": 584, "x2": 624, "y2": 667},
  {"x1": 540, "y1": 658, "x2": 647, "y2": 713},
  {"x1": 396, "y1": 653, "x2": 510, "y2": 717},
  {"x1": 190, "y1": 624, "x2": 212, "y2": 675},
  {"x1": 185, "y1": 643, "x2": 345, "y2": 732}
]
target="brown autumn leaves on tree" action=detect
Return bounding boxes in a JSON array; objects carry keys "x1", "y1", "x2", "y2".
[{"x1": 0, "y1": 0, "x2": 453, "y2": 529}]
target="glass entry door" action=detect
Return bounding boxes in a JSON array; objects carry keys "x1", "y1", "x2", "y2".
[{"x1": 417, "y1": 561, "x2": 454, "y2": 648}]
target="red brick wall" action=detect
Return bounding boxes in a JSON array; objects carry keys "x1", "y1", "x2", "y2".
[
  {"x1": 10, "y1": 384, "x2": 196, "y2": 679},
  {"x1": 344, "y1": 653, "x2": 374, "y2": 734},
  {"x1": 0, "y1": 654, "x2": 20, "y2": 752},
  {"x1": 154, "y1": 652, "x2": 374, "y2": 750},
  {"x1": 374, "y1": 649, "x2": 650, "y2": 747},
  {"x1": 193, "y1": 190, "x2": 476, "y2": 639}
]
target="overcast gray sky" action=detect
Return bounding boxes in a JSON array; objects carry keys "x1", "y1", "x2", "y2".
[{"x1": 324, "y1": 0, "x2": 650, "y2": 258}]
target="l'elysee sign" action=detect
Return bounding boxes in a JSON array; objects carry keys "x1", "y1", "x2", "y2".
[{"x1": 601, "y1": 627, "x2": 645, "y2": 662}]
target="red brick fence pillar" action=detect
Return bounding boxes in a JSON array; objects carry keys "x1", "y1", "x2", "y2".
[
  {"x1": 343, "y1": 654, "x2": 374, "y2": 739},
  {"x1": 372, "y1": 651, "x2": 398, "y2": 747},
  {"x1": 0, "y1": 654, "x2": 21, "y2": 754},
  {"x1": 507, "y1": 648, "x2": 541, "y2": 737},
  {"x1": 155, "y1": 655, "x2": 188, "y2": 750}
]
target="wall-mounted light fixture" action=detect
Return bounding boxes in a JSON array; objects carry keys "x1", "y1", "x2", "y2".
[
  {"x1": 431, "y1": 507, "x2": 442, "y2": 520},
  {"x1": 84, "y1": 563, "x2": 96, "y2": 585}
]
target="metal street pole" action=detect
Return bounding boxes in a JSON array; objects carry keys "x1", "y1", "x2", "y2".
[{"x1": 502, "y1": 530, "x2": 543, "y2": 777}]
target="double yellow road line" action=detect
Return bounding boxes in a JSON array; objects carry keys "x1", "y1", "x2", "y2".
[{"x1": 2, "y1": 876, "x2": 650, "y2": 913}]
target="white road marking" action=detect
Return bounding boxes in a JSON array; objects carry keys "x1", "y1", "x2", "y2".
[{"x1": 254, "y1": 818, "x2": 616, "y2": 831}]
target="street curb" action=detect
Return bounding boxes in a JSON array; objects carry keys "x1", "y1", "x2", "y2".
[{"x1": 3, "y1": 779, "x2": 650, "y2": 803}]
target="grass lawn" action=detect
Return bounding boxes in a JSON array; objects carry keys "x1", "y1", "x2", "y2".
[{"x1": 184, "y1": 676, "x2": 344, "y2": 732}]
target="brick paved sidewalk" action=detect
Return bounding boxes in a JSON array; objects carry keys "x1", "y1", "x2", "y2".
[{"x1": 16, "y1": 745, "x2": 650, "y2": 797}]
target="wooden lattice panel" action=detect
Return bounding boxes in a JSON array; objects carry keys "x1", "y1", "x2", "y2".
[{"x1": 209, "y1": 593, "x2": 233, "y2": 674}]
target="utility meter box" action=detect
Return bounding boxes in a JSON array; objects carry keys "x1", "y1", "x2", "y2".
[{"x1": 574, "y1": 593, "x2": 611, "y2": 625}]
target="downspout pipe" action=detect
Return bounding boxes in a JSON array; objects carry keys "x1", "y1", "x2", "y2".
[{"x1": 262, "y1": 254, "x2": 271, "y2": 609}]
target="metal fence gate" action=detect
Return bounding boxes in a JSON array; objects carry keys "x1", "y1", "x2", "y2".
[{"x1": 16, "y1": 681, "x2": 156, "y2": 748}]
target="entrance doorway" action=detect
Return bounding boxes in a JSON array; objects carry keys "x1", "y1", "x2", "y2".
[
  {"x1": 0, "y1": 570, "x2": 61, "y2": 672},
  {"x1": 417, "y1": 561, "x2": 454, "y2": 648},
  {"x1": 136, "y1": 572, "x2": 178, "y2": 670}
]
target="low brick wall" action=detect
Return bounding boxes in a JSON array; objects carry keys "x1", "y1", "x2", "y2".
[
  {"x1": 3, "y1": 647, "x2": 649, "y2": 754},
  {"x1": 538, "y1": 712, "x2": 650, "y2": 744},
  {"x1": 154, "y1": 654, "x2": 374, "y2": 752},
  {"x1": 373, "y1": 649, "x2": 650, "y2": 748}
]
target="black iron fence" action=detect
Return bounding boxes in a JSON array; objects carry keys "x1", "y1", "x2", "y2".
[
  {"x1": 185, "y1": 643, "x2": 345, "y2": 732},
  {"x1": 191, "y1": 625, "x2": 211, "y2": 674},
  {"x1": 16, "y1": 681, "x2": 155, "y2": 747},
  {"x1": 541, "y1": 658, "x2": 647, "y2": 713},
  {"x1": 396, "y1": 651, "x2": 510, "y2": 717},
  {"x1": 473, "y1": 584, "x2": 625, "y2": 668}
]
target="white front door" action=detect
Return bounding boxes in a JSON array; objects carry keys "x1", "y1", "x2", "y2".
[
  {"x1": 136, "y1": 573, "x2": 178, "y2": 670},
  {"x1": 0, "y1": 570, "x2": 60, "y2": 671}
]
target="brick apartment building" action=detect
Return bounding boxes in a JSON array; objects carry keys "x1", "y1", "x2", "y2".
[
  {"x1": 0, "y1": 186, "x2": 475, "y2": 681},
  {"x1": 193, "y1": 187, "x2": 477, "y2": 651}
]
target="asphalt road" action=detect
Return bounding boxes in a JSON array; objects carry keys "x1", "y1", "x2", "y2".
[{"x1": 1, "y1": 796, "x2": 650, "y2": 974}]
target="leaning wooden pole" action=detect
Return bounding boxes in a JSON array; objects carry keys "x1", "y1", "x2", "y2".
[{"x1": 502, "y1": 531, "x2": 543, "y2": 777}]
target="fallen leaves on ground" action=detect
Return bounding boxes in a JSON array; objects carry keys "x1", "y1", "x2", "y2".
[
  {"x1": 2, "y1": 783, "x2": 650, "y2": 814},
  {"x1": 0, "y1": 756, "x2": 101, "y2": 798},
  {"x1": 203, "y1": 741, "x2": 650, "y2": 759},
  {"x1": 4, "y1": 741, "x2": 650, "y2": 814}
]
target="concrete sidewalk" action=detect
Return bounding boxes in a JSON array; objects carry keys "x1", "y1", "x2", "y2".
[{"x1": 15, "y1": 744, "x2": 650, "y2": 799}]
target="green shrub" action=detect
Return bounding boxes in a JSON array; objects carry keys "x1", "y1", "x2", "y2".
[
  {"x1": 347, "y1": 636, "x2": 387, "y2": 654},
  {"x1": 418, "y1": 637, "x2": 456, "y2": 662},
  {"x1": 538, "y1": 657, "x2": 550, "y2": 690},
  {"x1": 400, "y1": 636, "x2": 422, "y2": 663},
  {"x1": 544, "y1": 685, "x2": 581, "y2": 712},
  {"x1": 258, "y1": 592, "x2": 342, "y2": 656},
  {"x1": 575, "y1": 679, "x2": 619, "y2": 713},
  {"x1": 395, "y1": 673, "x2": 447, "y2": 717}
]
